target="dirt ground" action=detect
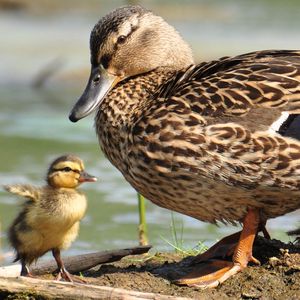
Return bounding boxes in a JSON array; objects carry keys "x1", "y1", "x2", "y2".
[{"x1": 2, "y1": 236, "x2": 300, "y2": 300}]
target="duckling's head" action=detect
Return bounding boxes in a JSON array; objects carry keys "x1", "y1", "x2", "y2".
[
  {"x1": 47, "y1": 155, "x2": 97, "y2": 189},
  {"x1": 69, "y1": 5, "x2": 194, "y2": 122}
]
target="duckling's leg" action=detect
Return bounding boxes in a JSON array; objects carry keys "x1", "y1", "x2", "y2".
[
  {"x1": 175, "y1": 208, "x2": 260, "y2": 288},
  {"x1": 52, "y1": 248, "x2": 73, "y2": 282},
  {"x1": 20, "y1": 258, "x2": 33, "y2": 277}
]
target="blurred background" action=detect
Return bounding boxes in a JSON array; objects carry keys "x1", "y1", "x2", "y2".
[{"x1": 0, "y1": 0, "x2": 300, "y2": 264}]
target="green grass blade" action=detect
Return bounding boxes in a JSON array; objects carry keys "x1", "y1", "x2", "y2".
[{"x1": 137, "y1": 193, "x2": 148, "y2": 246}]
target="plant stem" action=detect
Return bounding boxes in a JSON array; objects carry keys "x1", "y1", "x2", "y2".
[{"x1": 137, "y1": 193, "x2": 148, "y2": 246}]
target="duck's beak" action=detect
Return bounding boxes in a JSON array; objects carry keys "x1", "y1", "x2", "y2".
[
  {"x1": 69, "y1": 65, "x2": 120, "y2": 122},
  {"x1": 78, "y1": 171, "x2": 97, "y2": 183}
]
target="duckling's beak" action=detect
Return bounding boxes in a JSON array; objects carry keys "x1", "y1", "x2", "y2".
[
  {"x1": 69, "y1": 65, "x2": 120, "y2": 122},
  {"x1": 78, "y1": 171, "x2": 97, "y2": 183}
]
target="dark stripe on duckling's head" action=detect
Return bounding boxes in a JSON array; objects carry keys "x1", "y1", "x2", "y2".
[
  {"x1": 46, "y1": 155, "x2": 96, "y2": 188},
  {"x1": 47, "y1": 155, "x2": 84, "y2": 176}
]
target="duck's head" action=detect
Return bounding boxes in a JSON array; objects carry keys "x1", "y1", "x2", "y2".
[
  {"x1": 69, "y1": 5, "x2": 194, "y2": 122},
  {"x1": 47, "y1": 155, "x2": 97, "y2": 189}
]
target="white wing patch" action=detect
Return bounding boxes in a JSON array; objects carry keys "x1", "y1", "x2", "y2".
[{"x1": 268, "y1": 112, "x2": 289, "y2": 134}]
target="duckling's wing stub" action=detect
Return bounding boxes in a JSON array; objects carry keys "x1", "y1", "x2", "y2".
[
  {"x1": 164, "y1": 50, "x2": 300, "y2": 120},
  {"x1": 4, "y1": 184, "x2": 40, "y2": 201}
]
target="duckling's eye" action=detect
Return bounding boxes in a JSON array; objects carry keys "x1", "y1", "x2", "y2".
[
  {"x1": 63, "y1": 167, "x2": 72, "y2": 172},
  {"x1": 117, "y1": 35, "x2": 126, "y2": 44}
]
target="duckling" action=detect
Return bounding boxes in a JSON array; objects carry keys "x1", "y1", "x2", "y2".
[
  {"x1": 69, "y1": 6, "x2": 300, "y2": 287},
  {"x1": 4, "y1": 154, "x2": 97, "y2": 281}
]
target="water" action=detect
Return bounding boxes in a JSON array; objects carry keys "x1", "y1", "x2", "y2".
[{"x1": 0, "y1": 1, "x2": 300, "y2": 265}]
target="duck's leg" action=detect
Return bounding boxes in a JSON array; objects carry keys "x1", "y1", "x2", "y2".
[
  {"x1": 52, "y1": 248, "x2": 73, "y2": 282},
  {"x1": 192, "y1": 231, "x2": 241, "y2": 263},
  {"x1": 175, "y1": 208, "x2": 260, "y2": 288},
  {"x1": 193, "y1": 220, "x2": 269, "y2": 263}
]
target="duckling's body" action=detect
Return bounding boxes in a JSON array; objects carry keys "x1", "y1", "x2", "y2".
[
  {"x1": 7, "y1": 185, "x2": 87, "y2": 263},
  {"x1": 69, "y1": 6, "x2": 300, "y2": 287},
  {"x1": 5, "y1": 155, "x2": 96, "y2": 280}
]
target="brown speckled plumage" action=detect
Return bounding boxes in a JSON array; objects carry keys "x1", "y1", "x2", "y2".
[{"x1": 70, "y1": 6, "x2": 300, "y2": 227}]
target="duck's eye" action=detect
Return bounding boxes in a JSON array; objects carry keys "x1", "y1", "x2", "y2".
[
  {"x1": 93, "y1": 74, "x2": 101, "y2": 84},
  {"x1": 63, "y1": 167, "x2": 72, "y2": 172},
  {"x1": 117, "y1": 35, "x2": 126, "y2": 44}
]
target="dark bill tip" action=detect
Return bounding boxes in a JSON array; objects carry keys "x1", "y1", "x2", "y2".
[
  {"x1": 68, "y1": 65, "x2": 119, "y2": 123},
  {"x1": 69, "y1": 111, "x2": 80, "y2": 123}
]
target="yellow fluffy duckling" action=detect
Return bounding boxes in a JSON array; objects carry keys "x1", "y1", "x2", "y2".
[{"x1": 4, "y1": 154, "x2": 97, "y2": 281}]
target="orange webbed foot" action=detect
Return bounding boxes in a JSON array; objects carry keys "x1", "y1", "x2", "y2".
[
  {"x1": 174, "y1": 259, "x2": 242, "y2": 288},
  {"x1": 174, "y1": 208, "x2": 261, "y2": 288}
]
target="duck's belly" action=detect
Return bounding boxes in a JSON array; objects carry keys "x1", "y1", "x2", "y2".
[
  {"x1": 98, "y1": 128, "x2": 300, "y2": 224},
  {"x1": 123, "y1": 167, "x2": 300, "y2": 224}
]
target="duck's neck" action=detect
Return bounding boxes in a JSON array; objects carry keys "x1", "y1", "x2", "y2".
[{"x1": 95, "y1": 68, "x2": 175, "y2": 166}]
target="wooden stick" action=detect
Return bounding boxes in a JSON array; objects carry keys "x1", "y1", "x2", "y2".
[
  {"x1": 0, "y1": 245, "x2": 151, "y2": 277},
  {"x1": 0, "y1": 276, "x2": 189, "y2": 300}
]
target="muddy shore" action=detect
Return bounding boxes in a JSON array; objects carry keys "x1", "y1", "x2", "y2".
[{"x1": 1, "y1": 236, "x2": 299, "y2": 299}]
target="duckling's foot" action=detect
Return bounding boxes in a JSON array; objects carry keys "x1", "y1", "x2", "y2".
[
  {"x1": 22, "y1": 272, "x2": 35, "y2": 278},
  {"x1": 55, "y1": 267, "x2": 73, "y2": 282},
  {"x1": 55, "y1": 267, "x2": 87, "y2": 283},
  {"x1": 174, "y1": 208, "x2": 260, "y2": 288},
  {"x1": 20, "y1": 260, "x2": 35, "y2": 278},
  {"x1": 52, "y1": 249, "x2": 86, "y2": 283}
]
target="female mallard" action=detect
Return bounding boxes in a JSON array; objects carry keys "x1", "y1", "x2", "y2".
[
  {"x1": 69, "y1": 6, "x2": 300, "y2": 287},
  {"x1": 5, "y1": 155, "x2": 97, "y2": 281}
]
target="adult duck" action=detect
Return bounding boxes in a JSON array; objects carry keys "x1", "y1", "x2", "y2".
[{"x1": 69, "y1": 6, "x2": 300, "y2": 287}]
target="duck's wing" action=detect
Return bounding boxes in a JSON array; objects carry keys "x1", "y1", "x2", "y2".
[
  {"x1": 4, "y1": 184, "x2": 40, "y2": 201},
  {"x1": 149, "y1": 50, "x2": 300, "y2": 190},
  {"x1": 159, "y1": 50, "x2": 300, "y2": 130}
]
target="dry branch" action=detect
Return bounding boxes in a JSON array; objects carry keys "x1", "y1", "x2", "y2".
[
  {"x1": 0, "y1": 245, "x2": 151, "y2": 277},
  {"x1": 0, "y1": 276, "x2": 189, "y2": 300}
]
